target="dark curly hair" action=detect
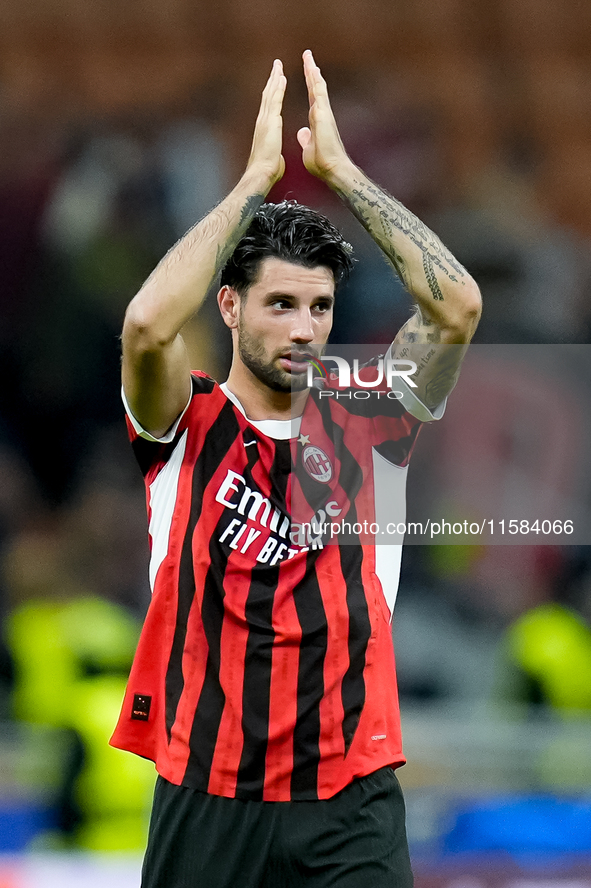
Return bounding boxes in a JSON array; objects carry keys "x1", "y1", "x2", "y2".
[{"x1": 220, "y1": 200, "x2": 354, "y2": 295}]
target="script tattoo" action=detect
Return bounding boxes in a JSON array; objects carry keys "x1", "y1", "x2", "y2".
[
  {"x1": 412, "y1": 347, "x2": 437, "y2": 380},
  {"x1": 337, "y1": 179, "x2": 467, "y2": 291},
  {"x1": 334, "y1": 186, "x2": 410, "y2": 288}
]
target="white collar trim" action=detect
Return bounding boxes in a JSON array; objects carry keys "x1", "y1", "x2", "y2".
[{"x1": 220, "y1": 382, "x2": 302, "y2": 440}]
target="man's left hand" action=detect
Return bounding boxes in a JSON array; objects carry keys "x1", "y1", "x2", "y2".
[{"x1": 297, "y1": 50, "x2": 352, "y2": 183}]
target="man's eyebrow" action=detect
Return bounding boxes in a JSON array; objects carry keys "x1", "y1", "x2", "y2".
[{"x1": 264, "y1": 291, "x2": 335, "y2": 302}]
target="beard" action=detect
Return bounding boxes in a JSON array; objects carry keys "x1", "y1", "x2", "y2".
[{"x1": 237, "y1": 322, "x2": 318, "y2": 393}]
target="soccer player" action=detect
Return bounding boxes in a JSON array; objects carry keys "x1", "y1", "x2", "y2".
[{"x1": 112, "y1": 50, "x2": 481, "y2": 887}]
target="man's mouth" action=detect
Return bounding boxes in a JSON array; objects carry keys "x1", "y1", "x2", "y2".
[{"x1": 278, "y1": 351, "x2": 317, "y2": 374}]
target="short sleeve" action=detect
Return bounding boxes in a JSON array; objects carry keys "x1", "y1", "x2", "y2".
[
  {"x1": 122, "y1": 372, "x2": 216, "y2": 479},
  {"x1": 122, "y1": 386, "x2": 192, "y2": 444},
  {"x1": 383, "y1": 343, "x2": 447, "y2": 422}
]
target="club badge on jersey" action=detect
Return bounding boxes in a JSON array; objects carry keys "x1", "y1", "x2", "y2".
[{"x1": 302, "y1": 444, "x2": 333, "y2": 484}]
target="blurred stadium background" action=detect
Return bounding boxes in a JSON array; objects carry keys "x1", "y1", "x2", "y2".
[{"x1": 1, "y1": 0, "x2": 591, "y2": 885}]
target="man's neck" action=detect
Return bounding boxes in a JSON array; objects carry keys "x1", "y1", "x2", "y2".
[{"x1": 225, "y1": 361, "x2": 308, "y2": 421}]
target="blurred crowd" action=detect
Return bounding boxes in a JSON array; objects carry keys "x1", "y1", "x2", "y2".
[{"x1": 1, "y1": 52, "x2": 591, "y2": 850}]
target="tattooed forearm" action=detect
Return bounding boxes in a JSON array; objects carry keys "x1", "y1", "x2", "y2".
[
  {"x1": 240, "y1": 193, "x2": 265, "y2": 225},
  {"x1": 422, "y1": 252, "x2": 444, "y2": 301},
  {"x1": 215, "y1": 193, "x2": 265, "y2": 272},
  {"x1": 357, "y1": 161, "x2": 481, "y2": 402},
  {"x1": 334, "y1": 185, "x2": 411, "y2": 288},
  {"x1": 390, "y1": 250, "x2": 409, "y2": 286},
  {"x1": 145, "y1": 192, "x2": 264, "y2": 290},
  {"x1": 339, "y1": 178, "x2": 467, "y2": 287}
]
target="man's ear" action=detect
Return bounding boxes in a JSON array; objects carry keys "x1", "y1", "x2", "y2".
[{"x1": 218, "y1": 285, "x2": 241, "y2": 329}]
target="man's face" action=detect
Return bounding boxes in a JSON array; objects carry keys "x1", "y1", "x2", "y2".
[{"x1": 236, "y1": 257, "x2": 335, "y2": 393}]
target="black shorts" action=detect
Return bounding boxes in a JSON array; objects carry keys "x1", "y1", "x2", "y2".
[{"x1": 141, "y1": 766, "x2": 413, "y2": 888}]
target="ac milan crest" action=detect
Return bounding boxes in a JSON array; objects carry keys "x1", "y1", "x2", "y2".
[{"x1": 302, "y1": 445, "x2": 333, "y2": 483}]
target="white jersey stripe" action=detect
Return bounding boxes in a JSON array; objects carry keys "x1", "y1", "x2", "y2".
[
  {"x1": 148, "y1": 430, "x2": 188, "y2": 592},
  {"x1": 372, "y1": 448, "x2": 408, "y2": 620}
]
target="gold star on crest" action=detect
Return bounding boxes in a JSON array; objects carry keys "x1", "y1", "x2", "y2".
[{"x1": 298, "y1": 433, "x2": 310, "y2": 445}]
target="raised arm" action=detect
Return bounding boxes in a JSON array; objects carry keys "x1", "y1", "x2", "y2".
[
  {"x1": 297, "y1": 50, "x2": 481, "y2": 409},
  {"x1": 122, "y1": 60, "x2": 287, "y2": 437}
]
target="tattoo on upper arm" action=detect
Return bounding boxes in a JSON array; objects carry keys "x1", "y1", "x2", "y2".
[
  {"x1": 422, "y1": 252, "x2": 444, "y2": 301},
  {"x1": 424, "y1": 366, "x2": 460, "y2": 406},
  {"x1": 394, "y1": 318, "x2": 465, "y2": 407},
  {"x1": 397, "y1": 309, "x2": 442, "y2": 346},
  {"x1": 422, "y1": 344, "x2": 466, "y2": 407},
  {"x1": 412, "y1": 348, "x2": 437, "y2": 381}
]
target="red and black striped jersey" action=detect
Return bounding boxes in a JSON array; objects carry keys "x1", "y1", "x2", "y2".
[{"x1": 110, "y1": 371, "x2": 439, "y2": 801}]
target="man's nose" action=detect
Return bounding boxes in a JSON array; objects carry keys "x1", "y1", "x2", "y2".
[{"x1": 290, "y1": 309, "x2": 314, "y2": 343}]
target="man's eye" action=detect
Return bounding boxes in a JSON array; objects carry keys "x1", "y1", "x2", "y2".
[
  {"x1": 272, "y1": 300, "x2": 291, "y2": 310},
  {"x1": 314, "y1": 302, "x2": 331, "y2": 313}
]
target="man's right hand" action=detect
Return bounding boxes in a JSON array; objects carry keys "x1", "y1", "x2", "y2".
[{"x1": 246, "y1": 59, "x2": 287, "y2": 188}]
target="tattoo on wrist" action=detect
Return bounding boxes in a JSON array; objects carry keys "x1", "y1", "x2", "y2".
[{"x1": 412, "y1": 347, "x2": 437, "y2": 380}]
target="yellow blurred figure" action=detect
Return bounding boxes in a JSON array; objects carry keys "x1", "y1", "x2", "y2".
[
  {"x1": 505, "y1": 602, "x2": 591, "y2": 713},
  {"x1": 5, "y1": 532, "x2": 155, "y2": 851}
]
